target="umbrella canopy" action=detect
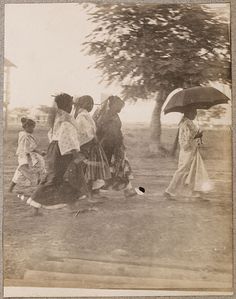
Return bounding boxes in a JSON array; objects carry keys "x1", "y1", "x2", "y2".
[{"x1": 164, "y1": 86, "x2": 230, "y2": 114}]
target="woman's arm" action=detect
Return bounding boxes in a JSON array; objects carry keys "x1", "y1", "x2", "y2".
[
  {"x1": 194, "y1": 130, "x2": 203, "y2": 139},
  {"x1": 72, "y1": 150, "x2": 87, "y2": 164}
]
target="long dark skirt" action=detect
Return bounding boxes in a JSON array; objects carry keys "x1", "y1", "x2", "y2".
[
  {"x1": 64, "y1": 160, "x2": 89, "y2": 196},
  {"x1": 31, "y1": 141, "x2": 87, "y2": 207}
]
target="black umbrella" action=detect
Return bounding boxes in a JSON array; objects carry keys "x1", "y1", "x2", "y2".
[{"x1": 164, "y1": 86, "x2": 230, "y2": 114}]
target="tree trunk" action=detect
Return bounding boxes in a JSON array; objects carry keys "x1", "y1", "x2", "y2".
[{"x1": 149, "y1": 89, "x2": 168, "y2": 154}]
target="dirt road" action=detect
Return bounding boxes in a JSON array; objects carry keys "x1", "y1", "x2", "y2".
[{"x1": 3, "y1": 124, "x2": 233, "y2": 291}]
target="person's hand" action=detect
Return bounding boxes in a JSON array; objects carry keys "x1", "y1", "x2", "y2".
[
  {"x1": 82, "y1": 159, "x2": 90, "y2": 165},
  {"x1": 74, "y1": 152, "x2": 86, "y2": 164},
  {"x1": 197, "y1": 132, "x2": 203, "y2": 138},
  {"x1": 194, "y1": 130, "x2": 203, "y2": 139},
  {"x1": 41, "y1": 151, "x2": 46, "y2": 156}
]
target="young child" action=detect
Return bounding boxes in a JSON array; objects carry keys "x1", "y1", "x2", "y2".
[{"x1": 9, "y1": 117, "x2": 46, "y2": 193}]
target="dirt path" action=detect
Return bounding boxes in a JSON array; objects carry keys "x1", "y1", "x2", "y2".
[{"x1": 3, "y1": 125, "x2": 233, "y2": 291}]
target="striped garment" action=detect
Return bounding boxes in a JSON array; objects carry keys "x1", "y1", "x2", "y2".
[{"x1": 81, "y1": 138, "x2": 111, "y2": 182}]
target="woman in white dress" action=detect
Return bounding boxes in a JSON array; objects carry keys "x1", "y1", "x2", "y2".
[{"x1": 165, "y1": 107, "x2": 213, "y2": 199}]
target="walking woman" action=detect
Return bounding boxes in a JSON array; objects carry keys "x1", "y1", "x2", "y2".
[
  {"x1": 93, "y1": 95, "x2": 136, "y2": 198},
  {"x1": 69, "y1": 95, "x2": 111, "y2": 201},
  {"x1": 24, "y1": 93, "x2": 88, "y2": 214},
  {"x1": 165, "y1": 107, "x2": 213, "y2": 199},
  {"x1": 9, "y1": 117, "x2": 46, "y2": 193}
]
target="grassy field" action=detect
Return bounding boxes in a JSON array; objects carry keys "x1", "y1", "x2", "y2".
[{"x1": 3, "y1": 123, "x2": 233, "y2": 291}]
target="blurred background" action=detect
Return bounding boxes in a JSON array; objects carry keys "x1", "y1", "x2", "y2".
[{"x1": 4, "y1": 3, "x2": 231, "y2": 129}]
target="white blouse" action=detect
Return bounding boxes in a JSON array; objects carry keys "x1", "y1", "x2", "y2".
[
  {"x1": 48, "y1": 109, "x2": 80, "y2": 155},
  {"x1": 16, "y1": 131, "x2": 39, "y2": 166},
  {"x1": 75, "y1": 109, "x2": 96, "y2": 146}
]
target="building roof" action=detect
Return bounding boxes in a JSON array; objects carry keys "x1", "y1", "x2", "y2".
[{"x1": 4, "y1": 58, "x2": 17, "y2": 68}]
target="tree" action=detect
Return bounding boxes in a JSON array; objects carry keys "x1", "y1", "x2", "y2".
[
  {"x1": 83, "y1": 3, "x2": 230, "y2": 154},
  {"x1": 38, "y1": 105, "x2": 52, "y2": 114},
  {"x1": 197, "y1": 105, "x2": 227, "y2": 122}
]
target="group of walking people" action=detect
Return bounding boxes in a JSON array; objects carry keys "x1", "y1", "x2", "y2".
[
  {"x1": 9, "y1": 93, "x2": 213, "y2": 215},
  {"x1": 10, "y1": 93, "x2": 137, "y2": 215}
]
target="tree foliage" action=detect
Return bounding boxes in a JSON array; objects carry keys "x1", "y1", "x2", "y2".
[
  {"x1": 198, "y1": 105, "x2": 227, "y2": 121},
  {"x1": 84, "y1": 3, "x2": 230, "y2": 101},
  {"x1": 38, "y1": 105, "x2": 52, "y2": 114}
]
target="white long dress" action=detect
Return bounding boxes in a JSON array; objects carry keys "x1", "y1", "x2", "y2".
[{"x1": 165, "y1": 117, "x2": 213, "y2": 198}]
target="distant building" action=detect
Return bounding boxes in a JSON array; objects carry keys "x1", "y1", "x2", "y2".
[
  {"x1": 28, "y1": 108, "x2": 48, "y2": 123},
  {"x1": 9, "y1": 107, "x2": 48, "y2": 125}
]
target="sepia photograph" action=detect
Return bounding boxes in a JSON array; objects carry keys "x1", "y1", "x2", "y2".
[{"x1": 3, "y1": 1, "x2": 233, "y2": 296}]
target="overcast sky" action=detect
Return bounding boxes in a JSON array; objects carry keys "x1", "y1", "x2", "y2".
[
  {"x1": 4, "y1": 3, "x2": 230, "y2": 124},
  {"x1": 5, "y1": 3, "x2": 122, "y2": 109}
]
